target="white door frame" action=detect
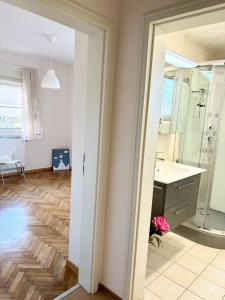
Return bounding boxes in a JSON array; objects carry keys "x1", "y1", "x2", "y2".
[
  {"x1": 126, "y1": 1, "x2": 225, "y2": 299},
  {"x1": 3, "y1": 0, "x2": 117, "y2": 294}
]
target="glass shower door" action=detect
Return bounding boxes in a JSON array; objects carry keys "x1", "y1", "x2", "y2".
[
  {"x1": 179, "y1": 68, "x2": 209, "y2": 166},
  {"x1": 200, "y1": 66, "x2": 225, "y2": 232},
  {"x1": 167, "y1": 65, "x2": 225, "y2": 233},
  {"x1": 178, "y1": 68, "x2": 211, "y2": 228}
]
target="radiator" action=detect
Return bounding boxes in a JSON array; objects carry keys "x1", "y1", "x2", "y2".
[{"x1": 0, "y1": 138, "x2": 25, "y2": 170}]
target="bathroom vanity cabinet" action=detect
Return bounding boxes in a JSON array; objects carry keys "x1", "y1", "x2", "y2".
[{"x1": 152, "y1": 174, "x2": 201, "y2": 229}]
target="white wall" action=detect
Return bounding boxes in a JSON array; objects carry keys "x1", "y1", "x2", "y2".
[
  {"x1": 156, "y1": 133, "x2": 180, "y2": 161},
  {"x1": 1, "y1": 0, "x2": 122, "y2": 294},
  {"x1": 69, "y1": 0, "x2": 121, "y2": 22},
  {"x1": 166, "y1": 31, "x2": 211, "y2": 62},
  {"x1": 101, "y1": 0, "x2": 222, "y2": 297},
  {"x1": 4, "y1": 0, "x2": 223, "y2": 298},
  {"x1": 69, "y1": 31, "x2": 88, "y2": 266},
  {"x1": 0, "y1": 51, "x2": 74, "y2": 170}
]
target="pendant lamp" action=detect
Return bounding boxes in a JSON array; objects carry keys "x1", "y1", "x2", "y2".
[{"x1": 41, "y1": 34, "x2": 60, "y2": 89}]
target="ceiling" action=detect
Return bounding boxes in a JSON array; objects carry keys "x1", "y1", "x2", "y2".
[
  {"x1": 184, "y1": 22, "x2": 225, "y2": 57},
  {"x1": 0, "y1": 1, "x2": 75, "y2": 64}
]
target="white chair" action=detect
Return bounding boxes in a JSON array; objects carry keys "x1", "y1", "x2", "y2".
[{"x1": 0, "y1": 144, "x2": 26, "y2": 188}]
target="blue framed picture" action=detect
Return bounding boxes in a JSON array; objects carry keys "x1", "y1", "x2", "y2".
[{"x1": 52, "y1": 148, "x2": 70, "y2": 171}]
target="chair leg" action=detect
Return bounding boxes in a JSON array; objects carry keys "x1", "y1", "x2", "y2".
[
  {"x1": 22, "y1": 165, "x2": 26, "y2": 184},
  {"x1": 16, "y1": 162, "x2": 26, "y2": 184},
  {"x1": 0, "y1": 164, "x2": 5, "y2": 188}
]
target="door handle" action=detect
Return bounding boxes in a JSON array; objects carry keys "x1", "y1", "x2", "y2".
[
  {"x1": 174, "y1": 203, "x2": 192, "y2": 215},
  {"x1": 83, "y1": 153, "x2": 85, "y2": 175},
  {"x1": 177, "y1": 181, "x2": 196, "y2": 190},
  {"x1": 154, "y1": 185, "x2": 163, "y2": 190}
]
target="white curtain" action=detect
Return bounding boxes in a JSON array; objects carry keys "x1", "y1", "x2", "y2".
[{"x1": 22, "y1": 68, "x2": 43, "y2": 140}]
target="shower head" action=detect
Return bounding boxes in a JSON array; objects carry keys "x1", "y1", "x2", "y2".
[{"x1": 164, "y1": 75, "x2": 176, "y2": 80}]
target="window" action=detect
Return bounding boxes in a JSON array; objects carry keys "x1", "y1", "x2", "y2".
[
  {"x1": 0, "y1": 79, "x2": 23, "y2": 137},
  {"x1": 161, "y1": 76, "x2": 175, "y2": 121}
]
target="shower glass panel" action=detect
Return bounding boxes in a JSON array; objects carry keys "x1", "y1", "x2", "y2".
[
  {"x1": 178, "y1": 68, "x2": 209, "y2": 167},
  {"x1": 197, "y1": 66, "x2": 225, "y2": 232},
  {"x1": 161, "y1": 64, "x2": 225, "y2": 235},
  {"x1": 175, "y1": 66, "x2": 225, "y2": 233}
]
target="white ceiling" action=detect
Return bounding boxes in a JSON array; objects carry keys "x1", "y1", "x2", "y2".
[
  {"x1": 0, "y1": 1, "x2": 75, "y2": 64},
  {"x1": 184, "y1": 22, "x2": 225, "y2": 57}
]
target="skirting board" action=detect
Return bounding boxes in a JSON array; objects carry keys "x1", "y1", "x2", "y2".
[
  {"x1": 66, "y1": 260, "x2": 79, "y2": 275},
  {"x1": 63, "y1": 262, "x2": 121, "y2": 300},
  {"x1": 27, "y1": 167, "x2": 71, "y2": 174},
  {"x1": 2, "y1": 167, "x2": 53, "y2": 177},
  {"x1": 25, "y1": 167, "x2": 53, "y2": 174},
  {"x1": 98, "y1": 283, "x2": 122, "y2": 300},
  {"x1": 63, "y1": 260, "x2": 79, "y2": 290},
  {"x1": 3, "y1": 167, "x2": 72, "y2": 177}
]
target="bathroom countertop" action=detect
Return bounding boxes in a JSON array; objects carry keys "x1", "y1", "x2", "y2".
[{"x1": 154, "y1": 161, "x2": 206, "y2": 184}]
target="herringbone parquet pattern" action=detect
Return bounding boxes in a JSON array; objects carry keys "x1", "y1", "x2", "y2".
[{"x1": 0, "y1": 171, "x2": 72, "y2": 300}]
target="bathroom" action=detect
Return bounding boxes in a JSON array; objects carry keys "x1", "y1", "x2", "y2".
[
  {"x1": 144, "y1": 22, "x2": 225, "y2": 299},
  {"x1": 156, "y1": 42, "x2": 225, "y2": 236}
]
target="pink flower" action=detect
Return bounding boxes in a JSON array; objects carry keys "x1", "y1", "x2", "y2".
[{"x1": 152, "y1": 216, "x2": 170, "y2": 235}]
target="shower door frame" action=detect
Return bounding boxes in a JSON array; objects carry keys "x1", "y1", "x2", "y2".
[
  {"x1": 199, "y1": 67, "x2": 225, "y2": 231},
  {"x1": 177, "y1": 67, "x2": 211, "y2": 228},
  {"x1": 182, "y1": 65, "x2": 225, "y2": 232}
]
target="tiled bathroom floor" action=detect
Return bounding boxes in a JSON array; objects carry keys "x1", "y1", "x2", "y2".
[{"x1": 145, "y1": 232, "x2": 225, "y2": 300}]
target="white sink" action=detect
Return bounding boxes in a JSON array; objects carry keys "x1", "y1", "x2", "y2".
[{"x1": 154, "y1": 161, "x2": 206, "y2": 184}]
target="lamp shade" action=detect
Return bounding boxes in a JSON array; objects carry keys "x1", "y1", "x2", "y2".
[{"x1": 41, "y1": 69, "x2": 60, "y2": 89}]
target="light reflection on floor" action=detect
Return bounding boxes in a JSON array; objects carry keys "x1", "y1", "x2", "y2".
[{"x1": 0, "y1": 204, "x2": 27, "y2": 248}]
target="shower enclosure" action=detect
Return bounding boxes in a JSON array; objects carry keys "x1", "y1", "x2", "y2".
[{"x1": 163, "y1": 65, "x2": 225, "y2": 236}]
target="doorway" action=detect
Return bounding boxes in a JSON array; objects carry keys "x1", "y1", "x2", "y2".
[
  {"x1": 127, "y1": 3, "x2": 225, "y2": 300},
  {"x1": 1, "y1": 0, "x2": 116, "y2": 296}
]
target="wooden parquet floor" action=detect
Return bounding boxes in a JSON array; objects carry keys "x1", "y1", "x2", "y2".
[{"x1": 0, "y1": 171, "x2": 72, "y2": 300}]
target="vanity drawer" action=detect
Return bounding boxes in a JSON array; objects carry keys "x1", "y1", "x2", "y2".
[
  {"x1": 165, "y1": 174, "x2": 200, "y2": 209},
  {"x1": 164, "y1": 196, "x2": 198, "y2": 229},
  {"x1": 152, "y1": 182, "x2": 165, "y2": 218}
]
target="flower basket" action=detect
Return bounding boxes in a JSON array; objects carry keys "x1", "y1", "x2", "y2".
[{"x1": 149, "y1": 216, "x2": 170, "y2": 248}]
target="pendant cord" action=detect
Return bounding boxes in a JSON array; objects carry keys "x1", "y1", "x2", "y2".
[{"x1": 50, "y1": 44, "x2": 53, "y2": 69}]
